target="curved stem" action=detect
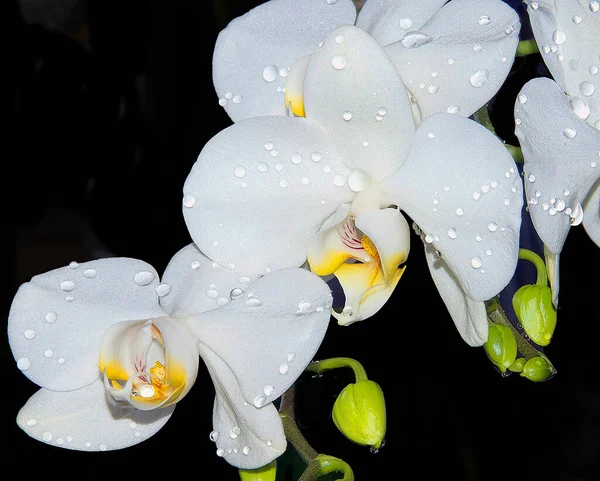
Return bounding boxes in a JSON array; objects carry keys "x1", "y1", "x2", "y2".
[
  {"x1": 519, "y1": 248, "x2": 548, "y2": 287},
  {"x1": 516, "y1": 39, "x2": 539, "y2": 57},
  {"x1": 306, "y1": 357, "x2": 368, "y2": 382},
  {"x1": 279, "y1": 384, "x2": 318, "y2": 464},
  {"x1": 299, "y1": 456, "x2": 355, "y2": 481}
]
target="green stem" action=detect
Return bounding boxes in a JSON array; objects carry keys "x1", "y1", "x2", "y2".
[
  {"x1": 299, "y1": 456, "x2": 355, "y2": 481},
  {"x1": 518, "y1": 248, "x2": 548, "y2": 287},
  {"x1": 505, "y1": 144, "x2": 524, "y2": 163},
  {"x1": 305, "y1": 357, "x2": 368, "y2": 382},
  {"x1": 279, "y1": 384, "x2": 318, "y2": 464},
  {"x1": 516, "y1": 39, "x2": 539, "y2": 57}
]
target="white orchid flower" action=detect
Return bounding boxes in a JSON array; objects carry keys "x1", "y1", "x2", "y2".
[
  {"x1": 514, "y1": 0, "x2": 600, "y2": 304},
  {"x1": 214, "y1": 0, "x2": 520, "y2": 124},
  {"x1": 8, "y1": 243, "x2": 332, "y2": 468},
  {"x1": 183, "y1": 25, "x2": 523, "y2": 345}
]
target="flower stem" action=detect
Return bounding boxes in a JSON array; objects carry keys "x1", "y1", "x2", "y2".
[
  {"x1": 518, "y1": 248, "x2": 548, "y2": 287},
  {"x1": 279, "y1": 385, "x2": 318, "y2": 464},
  {"x1": 305, "y1": 357, "x2": 369, "y2": 382},
  {"x1": 516, "y1": 39, "x2": 539, "y2": 57},
  {"x1": 299, "y1": 456, "x2": 355, "y2": 481}
]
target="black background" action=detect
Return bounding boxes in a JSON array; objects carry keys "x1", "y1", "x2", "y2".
[{"x1": 2, "y1": 1, "x2": 599, "y2": 480}]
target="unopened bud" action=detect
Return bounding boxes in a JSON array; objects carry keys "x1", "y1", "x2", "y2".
[
  {"x1": 512, "y1": 284, "x2": 556, "y2": 346},
  {"x1": 520, "y1": 356, "x2": 553, "y2": 382},
  {"x1": 483, "y1": 324, "x2": 517, "y2": 373},
  {"x1": 332, "y1": 380, "x2": 386, "y2": 449}
]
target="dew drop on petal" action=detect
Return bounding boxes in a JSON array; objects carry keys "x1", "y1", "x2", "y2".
[
  {"x1": 210, "y1": 431, "x2": 219, "y2": 442},
  {"x1": 246, "y1": 297, "x2": 263, "y2": 307},
  {"x1": 332, "y1": 55, "x2": 347, "y2": 70},
  {"x1": 24, "y1": 329, "x2": 36, "y2": 339},
  {"x1": 134, "y1": 271, "x2": 155, "y2": 286},
  {"x1": 333, "y1": 175, "x2": 346, "y2": 187},
  {"x1": 399, "y1": 17, "x2": 413, "y2": 29},
  {"x1": 60, "y1": 280, "x2": 75, "y2": 292},
  {"x1": 488, "y1": 222, "x2": 498, "y2": 232},
  {"x1": 518, "y1": 94, "x2": 528, "y2": 104},
  {"x1": 234, "y1": 165, "x2": 246, "y2": 178},
  {"x1": 254, "y1": 396, "x2": 266, "y2": 408},
  {"x1": 343, "y1": 111, "x2": 353, "y2": 121},
  {"x1": 83, "y1": 268, "x2": 96, "y2": 278},
  {"x1": 262, "y1": 65, "x2": 278, "y2": 82},
  {"x1": 156, "y1": 283, "x2": 172, "y2": 297},
  {"x1": 552, "y1": 30, "x2": 566, "y2": 44},
  {"x1": 279, "y1": 364, "x2": 289, "y2": 375},
  {"x1": 448, "y1": 228, "x2": 458, "y2": 239},
  {"x1": 45, "y1": 312, "x2": 57, "y2": 323},
  {"x1": 447, "y1": 105, "x2": 460, "y2": 114},
  {"x1": 580, "y1": 81, "x2": 595, "y2": 96},
  {"x1": 471, "y1": 257, "x2": 483, "y2": 269},
  {"x1": 479, "y1": 16, "x2": 491, "y2": 25},
  {"x1": 469, "y1": 70, "x2": 490, "y2": 88},
  {"x1": 17, "y1": 357, "x2": 30, "y2": 370},
  {"x1": 183, "y1": 193, "x2": 196, "y2": 208},
  {"x1": 563, "y1": 128, "x2": 577, "y2": 139}
]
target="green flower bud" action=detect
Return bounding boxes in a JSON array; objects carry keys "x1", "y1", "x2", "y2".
[
  {"x1": 520, "y1": 356, "x2": 553, "y2": 382},
  {"x1": 238, "y1": 461, "x2": 277, "y2": 481},
  {"x1": 332, "y1": 380, "x2": 386, "y2": 449},
  {"x1": 508, "y1": 358, "x2": 526, "y2": 373},
  {"x1": 512, "y1": 284, "x2": 557, "y2": 346},
  {"x1": 483, "y1": 325, "x2": 518, "y2": 373}
]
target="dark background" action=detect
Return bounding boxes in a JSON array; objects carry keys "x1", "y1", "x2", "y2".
[{"x1": 2, "y1": 1, "x2": 599, "y2": 480}]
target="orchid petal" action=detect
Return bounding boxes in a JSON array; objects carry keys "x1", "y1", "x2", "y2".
[
  {"x1": 384, "y1": 0, "x2": 520, "y2": 119},
  {"x1": 583, "y1": 179, "x2": 600, "y2": 248},
  {"x1": 160, "y1": 243, "x2": 260, "y2": 318},
  {"x1": 182, "y1": 115, "x2": 354, "y2": 273},
  {"x1": 332, "y1": 261, "x2": 406, "y2": 326},
  {"x1": 201, "y1": 347, "x2": 286, "y2": 469},
  {"x1": 8, "y1": 258, "x2": 164, "y2": 392},
  {"x1": 100, "y1": 317, "x2": 198, "y2": 410},
  {"x1": 424, "y1": 243, "x2": 488, "y2": 346},
  {"x1": 525, "y1": 0, "x2": 600, "y2": 127},
  {"x1": 514, "y1": 77, "x2": 600, "y2": 255},
  {"x1": 381, "y1": 113, "x2": 523, "y2": 301},
  {"x1": 186, "y1": 268, "x2": 332, "y2": 409},
  {"x1": 16, "y1": 379, "x2": 175, "y2": 451},
  {"x1": 303, "y1": 25, "x2": 416, "y2": 179},
  {"x1": 354, "y1": 208, "x2": 411, "y2": 282},
  {"x1": 356, "y1": 0, "x2": 447, "y2": 47},
  {"x1": 213, "y1": 0, "x2": 356, "y2": 122}
]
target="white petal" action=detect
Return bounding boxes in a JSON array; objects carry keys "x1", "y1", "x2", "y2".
[
  {"x1": 525, "y1": 0, "x2": 600, "y2": 127},
  {"x1": 182, "y1": 115, "x2": 354, "y2": 273},
  {"x1": 213, "y1": 0, "x2": 356, "y2": 122},
  {"x1": 303, "y1": 25, "x2": 416, "y2": 179},
  {"x1": 381, "y1": 113, "x2": 523, "y2": 301},
  {"x1": 514, "y1": 77, "x2": 600, "y2": 254},
  {"x1": 356, "y1": 0, "x2": 447, "y2": 46},
  {"x1": 160, "y1": 243, "x2": 260, "y2": 318},
  {"x1": 8, "y1": 258, "x2": 164, "y2": 392},
  {"x1": 384, "y1": 0, "x2": 520, "y2": 119},
  {"x1": 201, "y1": 347, "x2": 286, "y2": 469},
  {"x1": 16, "y1": 379, "x2": 174, "y2": 451},
  {"x1": 424, "y1": 243, "x2": 488, "y2": 346},
  {"x1": 583, "y1": 179, "x2": 600, "y2": 248},
  {"x1": 186, "y1": 268, "x2": 332, "y2": 408}
]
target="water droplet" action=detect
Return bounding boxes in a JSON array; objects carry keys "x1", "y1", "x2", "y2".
[
  {"x1": 45, "y1": 312, "x2": 57, "y2": 323},
  {"x1": 401, "y1": 31, "x2": 433, "y2": 48},
  {"x1": 60, "y1": 280, "x2": 75, "y2": 292},
  {"x1": 191, "y1": 261, "x2": 201, "y2": 270},
  {"x1": 69, "y1": 261, "x2": 79, "y2": 269},
  {"x1": 44, "y1": 349, "x2": 54, "y2": 358},
  {"x1": 580, "y1": 81, "x2": 595, "y2": 96},
  {"x1": 246, "y1": 296, "x2": 263, "y2": 308},
  {"x1": 531, "y1": 2, "x2": 539, "y2": 10},
  {"x1": 287, "y1": 353, "x2": 296, "y2": 362},
  {"x1": 279, "y1": 364, "x2": 289, "y2": 375},
  {"x1": 230, "y1": 288, "x2": 244, "y2": 300},
  {"x1": 518, "y1": 94, "x2": 528, "y2": 104},
  {"x1": 254, "y1": 396, "x2": 266, "y2": 407},
  {"x1": 427, "y1": 132, "x2": 435, "y2": 139},
  {"x1": 232, "y1": 95, "x2": 242, "y2": 104},
  {"x1": 473, "y1": 44, "x2": 482, "y2": 52},
  {"x1": 348, "y1": 169, "x2": 371, "y2": 192},
  {"x1": 471, "y1": 257, "x2": 483, "y2": 269},
  {"x1": 591, "y1": 65, "x2": 599, "y2": 75},
  {"x1": 447, "y1": 105, "x2": 460, "y2": 114},
  {"x1": 311, "y1": 152, "x2": 322, "y2": 162},
  {"x1": 343, "y1": 111, "x2": 353, "y2": 121},
  {"x1": 553, "y1": 30, "x2": 567, "y2": 45},
  {"x1": 469, "y1": 70, "x2": 490, "y2": 88},
  {"x1": 262, "y1": 65, "x2": 278, "y2": 82},
  {"x1": 216, "y1": 448, "x2": 225, "y2": 457},
  {"x1": 378, "y1": 107, "x2": 387, "y2": 116},
  {"x1": 243, "y1": 446, "x2": 251, "y2": 455},
  {"x1": 24, "y1": 329, "x2": 36, "y2": 339},
  {"x1": 571, "y1": 97, "x2": 591, "y2": 120},
  {"x1": 210, "y1": 431, "x2": 219, "y2": 442},
  {"x1": 155, "y1": 283, "x2": 172, "y2": 297},
  {"x1": 264, "y1": 385, "x2": 275, "y2": 396},
  {"x1": 563, "y1": 127, "x2": 577, "y2": 139},
  {"x1": 555, "y1": 198, "x2": 566, "y2": 211},
  {"x1": 27, "y1": 418, "x2": 37, "y2": 426},
  {"x1": 17, "y1": 357, "x2": 30, "y2": 370},
  {"x1": 218, "y1": 98, "x2": 227, "y2": 106},
  {"x1": 399, "y1": 17, "x2": 413, "y2": 29},
  {"x1": 333, "y1": 174, "x2": 346, "y2": 187},
  {"x1": 342, "y1": 306, "x2": 354, "y2": 317},
  {"x1": 327, "y1": 0, "x2": 338, "y2": 4},
  {"x1": 590, "y1": 1, "x2": 599, "y2": 13},
  {"x1": 570, "y1": 203, "x2": 584, "y2": 225},
  {"x1": 42, "y1": 431, "x2": 53, "y2": 442},
  {"x1": 279, "y1": 179, "x2": 288, "y2": 188},
  {"x1": 479, "y1": 16, "x2": 491, "y2": 25},
  {"x1": 473, "y1": 192, "x2": 481, "y2": 200},
  {"x1": 275, "y1": 162, "x2": 284, "y2": 171},
  {"x1": 83, "y1": 268, "x2": 96, "y2": 278},
  {"x1": 234, "y1": 165, "x2": 246, "y2": 178},
  {"x1": 448, "y1": 227, "x2": 458, "y2": 239},
  {"x1": 230, "y1": 426, "x2": 241, "y2": 439},
  {"x1": 332, "y1": 55, "x2": 347, "y2": 70},
  {"x1": 448, "y1": 58, "x2": 455, "y2": 65},
  {"x1": 134, "y1": 271, "x2": 155, "y2": 286},
  {"x1": 428, "y1": 84, "x2": 439, "y2": 94},
  {"x1": 425, "y1": 234, "x2": 434, "y2": 243},
  {"x1": 488, "y1": 222, "x2": 498, "y2": 232},
  {"x1": 456, "y1": 208, "x2": 464, "y2": 216}
]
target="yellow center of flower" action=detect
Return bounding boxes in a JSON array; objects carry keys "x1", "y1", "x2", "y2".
[{"x1": 360, "y1": 235, "x2": 380, "y2": 260}]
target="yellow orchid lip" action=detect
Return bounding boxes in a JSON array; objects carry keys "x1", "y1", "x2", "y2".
[{"x1": 99, "y1": 318, "x2": 195, "y2": 410}]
